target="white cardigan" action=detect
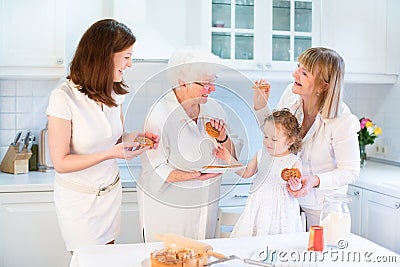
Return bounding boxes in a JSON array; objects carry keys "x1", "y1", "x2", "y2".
[{"x1": 257, "y1": 83, "x2": 360, "y2": 210}]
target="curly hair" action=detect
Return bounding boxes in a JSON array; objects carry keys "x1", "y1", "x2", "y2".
[{"x1": 263, "y1": 108, "x2": 302, "y2": 154}]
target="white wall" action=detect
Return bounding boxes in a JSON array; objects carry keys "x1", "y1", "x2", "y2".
[{"x1": 1, "y1": 69, "x2": 399, "y2": 164}]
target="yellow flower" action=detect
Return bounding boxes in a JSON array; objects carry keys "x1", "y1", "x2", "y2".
[
  {"x1": 365, "y1": 121, "x2": 373, "y2": 128},
  {"x1": 374, "y1": 127, "x2": 382, "y2": 136}
]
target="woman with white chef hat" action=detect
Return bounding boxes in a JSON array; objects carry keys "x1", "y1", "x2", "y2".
[
  {"x1": 253, "y1": 47, "x2": 360, "y2": 229},
  {"x1": 137, "y1": 46, "x2": 236, "y2": 242}
]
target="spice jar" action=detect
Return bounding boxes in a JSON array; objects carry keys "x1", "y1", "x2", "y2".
[{"x1": 320, "y1": 193, "x2": 351, "y2": 247}]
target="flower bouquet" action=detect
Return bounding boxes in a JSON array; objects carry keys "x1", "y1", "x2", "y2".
[{"x1": 358, "y1": 117, "x2": 382, "y2": 167}]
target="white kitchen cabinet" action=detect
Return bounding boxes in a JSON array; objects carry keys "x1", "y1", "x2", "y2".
[
  {"x1": 199, "y1": 0, "x2": 321, "y2": 70},
  {"x1": 116, "y1": 190, "x2": 142, "y2": 244},
  {"x1": 0, "y1": 189, "x2": 141, "y2": 267},
  {"x1": 361, "y1": 189, "x2": 400, "y2": 254},
  {"x1": 219, "y1": 183, "x2": 251, "y2": 209},
  {"x1": 347, "y1": 185, "x2": 363, "y2": 236},
  {"x1": 320, "y1": 0, "x2": 399, "y2": 83},
  {"x1": 0, "y1": 0, "x2": 66, "y2": 78},
  {"x1": 0, "y1": 192, "x2": 71, "y2": 267}
]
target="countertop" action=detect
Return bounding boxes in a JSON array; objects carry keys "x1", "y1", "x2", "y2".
[
  {"x1": 70, "y1": 232, "x2": 399, "y2": 267},
  {"x1": 351, "y1": 161, "x2": 400, "y2": 198},
  {"x1": 0, "y1": 161, "x2": 399, "y2": 197}
]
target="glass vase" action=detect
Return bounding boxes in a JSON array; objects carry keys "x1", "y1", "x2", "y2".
[{"x1": 359, "y1": 145, "x2": 366, "y2": 168}]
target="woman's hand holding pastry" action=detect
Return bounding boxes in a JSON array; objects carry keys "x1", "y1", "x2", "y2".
[
  {"x1": 117, "y1": 131, "x2": 159, "y2": 160},
  {"x1": 253, "y1": 79, "x2": 270, "y2": 111},
  {"x1": 208, "y1": 118, "x2": 227, "y2": 142}
]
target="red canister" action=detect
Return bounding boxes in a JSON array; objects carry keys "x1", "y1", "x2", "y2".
[{"x1": 308, "y1": 225, "x2": 324, "y2": 252}]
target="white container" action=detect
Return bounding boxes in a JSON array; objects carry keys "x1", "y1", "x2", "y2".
[{"x1": 320, "y1": 193, "x2": 351, "y2": 247}]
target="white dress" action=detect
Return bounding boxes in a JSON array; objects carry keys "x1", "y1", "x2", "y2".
[
  {"x1": 46, "y1": 80, "x2": 124, "y2": 251},
  {"x1": 231, "y1": 147, "x2": 303, "y2": 237},
  {"x1": 137, "y1": 90, "x2": 227, "y2": 242},
  {"x1": 256, "y1": 83, "x2": 360, "y2": 211}
]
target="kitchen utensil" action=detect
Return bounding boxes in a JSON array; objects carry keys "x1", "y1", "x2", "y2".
[
  {"x1": 23, "y1": 130, "x2": 31, "y2": 150},
  {"x1": 27, "y1": 135, "x2": 34, "y2": 152},
  {"x1": 206, "y1": 255, "x2": 274, "y2": 266},
  {"x1": 18, "y1": 137, "x2": 25, "y2": 152},
  {"x1": 11, "y1": 130, "x2": 22, "y2": 146}
]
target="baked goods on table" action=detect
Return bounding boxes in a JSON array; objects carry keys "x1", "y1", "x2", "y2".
[
  {"x1": 150, "y1": 248, "x2": 205, "y2": 267},
  {"x1": 280, "y1": 168, "x2": 301, "y2": 181},
  {"x1": 151, "y1": 234, "x2": 226, "y2": 266},
  {"x1": 205, "y1": 122, "x2": 220, "y2": 138},
  {"x1": 134, "y1": 136, "x2": 155, "y2": 148}
]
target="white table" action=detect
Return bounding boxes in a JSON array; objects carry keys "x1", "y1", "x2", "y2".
[{"x1": 70, "y1": 232, "x2": 399, "y2": 267}]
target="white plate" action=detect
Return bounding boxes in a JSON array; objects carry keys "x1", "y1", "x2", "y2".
[{"x1": 200, "y1": 165, "x2": 245, "y2": 173}]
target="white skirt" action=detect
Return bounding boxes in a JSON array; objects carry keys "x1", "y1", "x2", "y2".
[{"x1": 54, "y1": 180, "x2": 122, "y2": 251}]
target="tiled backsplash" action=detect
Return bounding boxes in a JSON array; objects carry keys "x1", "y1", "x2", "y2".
[{"x1": 1, "y1": 72, "x2": 400, "y2": 164}]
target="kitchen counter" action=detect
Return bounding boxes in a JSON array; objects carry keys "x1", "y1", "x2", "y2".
[
  {"x1": 0, "y1": 161, "x2": 398, "y2": 195},
  {"x1": 0, "y1": 165, "x2": 140, "y2": 193},
  {"x1": 0, "y1": 165, "x2": 251, "y2": 193},
  {"x1": 352, "y1": 161, "x2": 400, "y2": 198},
  {"x1": 70, "y1": 232, "x2": 399, "y2": 267}
]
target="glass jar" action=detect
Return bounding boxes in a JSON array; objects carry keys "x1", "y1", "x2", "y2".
[{"x1": 320, "y1": 193, "x2": 351, "y2": 247}]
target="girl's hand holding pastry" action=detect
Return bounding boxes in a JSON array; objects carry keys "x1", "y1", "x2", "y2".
[{"x1": 253, "y1": 79, "x2": 270, "y2": 110}]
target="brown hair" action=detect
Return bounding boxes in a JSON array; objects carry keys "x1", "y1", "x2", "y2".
[
  {"x1": 68, "y1": 19, "x2": 136, "y2": 107},
  {"x1": 298, "y1": 47, "x2": 345, "y2": 119},
  {"x1": 264, "y1": 108, "x2": 302, "y2": 154}
]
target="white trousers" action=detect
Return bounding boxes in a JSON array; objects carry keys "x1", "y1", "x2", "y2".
[{"x1": 301, "y1": 207, "x2": 321, "y2": 231}]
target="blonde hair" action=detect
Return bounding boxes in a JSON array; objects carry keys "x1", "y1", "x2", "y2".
[
  {"x1": 298, "y1": 47, "x2": 345, "y2": 119},
  {"x1": 264, "y1": 108, "x2": 302, "y2": 154}
]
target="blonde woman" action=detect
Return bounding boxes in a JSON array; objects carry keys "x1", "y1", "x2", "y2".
[{"x1": 254, "y1": 47, "x2": 360, "y2": 229}]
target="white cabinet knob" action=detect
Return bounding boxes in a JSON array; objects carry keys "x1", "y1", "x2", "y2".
[{"x1": 56, "y1": 58, "x2": 64, "y2": 65}]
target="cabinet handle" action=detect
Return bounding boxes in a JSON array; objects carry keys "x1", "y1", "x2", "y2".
[
  {"x1": 395, "y1": 202, "x2": 400, "y2": 209},
  {"x1": 233, "y1": 194, "x2": 248, "y2": 198},
  {"x1": 56, "y1": 58, "x2": 64, "y2": 65},
  {"x1": 353, "y1": 191, "x2": 360, "y2": 197}
]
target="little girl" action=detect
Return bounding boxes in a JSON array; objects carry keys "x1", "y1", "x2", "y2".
[{"x1": 215, "y1": 108, "x2": 303, "y2": 237}]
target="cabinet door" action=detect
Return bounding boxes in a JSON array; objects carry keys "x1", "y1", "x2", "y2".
[
  {"x1": 207, "y1": 0, "x2": 318, "y2": 70},
  {"x1": 362, "y1": 190, "x2": 400, "y2": 254},
  {"x1": 116, "y1": 191, "x2": 142, "y2": 244},
  {"x1": 0, "y1": 0, "x2": 65, "y2": 68},
  {"x1": 0, "y1": 192, "x2": 70, "y2": 267},
  {"x1": 320, "y1": 0, "x2": 387, "y2": 74},
  {"x1": 347, "y1": 185, "x2": 362, "y2": 236}
]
